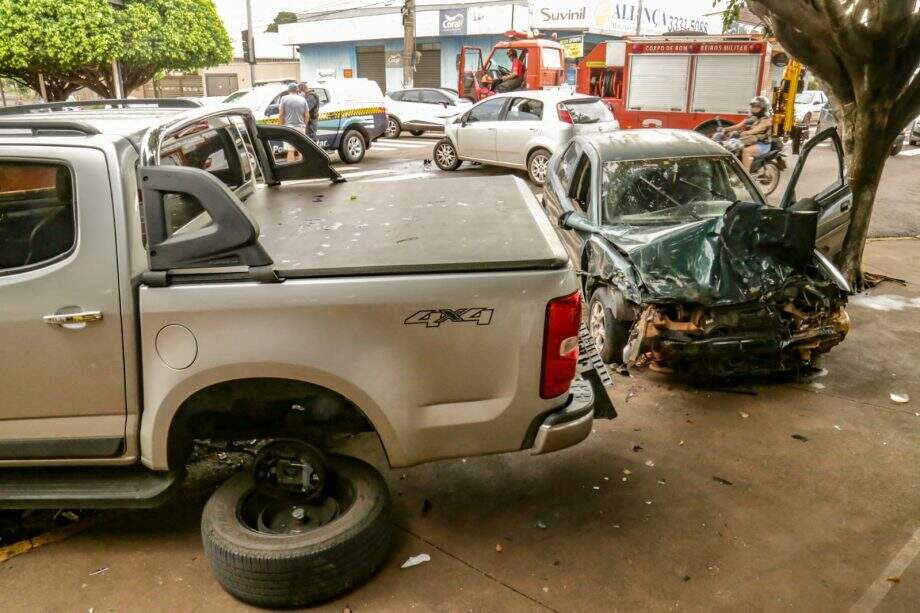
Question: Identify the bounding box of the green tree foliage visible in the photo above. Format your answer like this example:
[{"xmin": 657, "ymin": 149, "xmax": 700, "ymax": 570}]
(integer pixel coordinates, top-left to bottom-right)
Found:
[
  {"xmin": 716, "ymin": 1, "xmax": 920, "ymax": 285},
  {"xmin": 0, "ymin": 0, "xmax": 119, "ymax": 100},
  {"xmin": 266, "ymin": 11, "xmax": 298, "ymax": 33},
  {"xmin": 0, "ymin": 0, "xmax": 232, "ymax": 100}
]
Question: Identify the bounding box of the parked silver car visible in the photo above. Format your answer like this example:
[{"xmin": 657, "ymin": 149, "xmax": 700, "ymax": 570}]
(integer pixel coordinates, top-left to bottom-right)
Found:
[{"xmin": 432, "ymin": 89, "xmax": 619, "ymax": 185}]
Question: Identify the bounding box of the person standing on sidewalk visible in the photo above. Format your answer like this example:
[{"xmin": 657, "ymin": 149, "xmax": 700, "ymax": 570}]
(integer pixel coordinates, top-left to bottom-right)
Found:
[
  {"xmin": 299, "ymin": 82, "xmax": 320, "ymax": 142},
  {"xmin": 279, "ymin": 82, "xmax": 308, "ymax": 162}
]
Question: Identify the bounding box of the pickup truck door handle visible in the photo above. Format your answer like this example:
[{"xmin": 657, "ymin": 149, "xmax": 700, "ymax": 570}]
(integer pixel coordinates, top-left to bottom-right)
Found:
[{"xmin": 43, "ymin": 310, "xmax": 103, "ymax": 327}]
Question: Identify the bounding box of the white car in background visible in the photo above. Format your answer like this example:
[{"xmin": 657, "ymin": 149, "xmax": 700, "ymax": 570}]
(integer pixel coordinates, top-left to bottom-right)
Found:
[
  {"xmin": 432, "ymin": 90, "xmax": 619, "ymax": 185},
  {"xmin": 383, "ymin": 88, "xmax": 471, "ymax": 138},
  {"xmin": 794, "ymin": 90, "xmax": 828, "ymax": 124}
]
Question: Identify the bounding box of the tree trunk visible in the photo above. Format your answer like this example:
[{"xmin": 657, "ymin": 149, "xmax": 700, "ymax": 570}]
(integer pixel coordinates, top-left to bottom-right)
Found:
[{"xmin": 836, "ymin": 104, "xmax": 895, "ymax": 287}]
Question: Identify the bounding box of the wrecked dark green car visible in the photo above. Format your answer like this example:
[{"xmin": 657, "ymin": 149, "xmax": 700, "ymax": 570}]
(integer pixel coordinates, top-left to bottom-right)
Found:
[{"xmin": 543, "ymin": 129, "xmax": 851, "ymax": 378}]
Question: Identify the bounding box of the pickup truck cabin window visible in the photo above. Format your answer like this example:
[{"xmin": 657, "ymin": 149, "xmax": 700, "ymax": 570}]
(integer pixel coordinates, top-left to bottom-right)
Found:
[
  {"xmin": 158, "ymin": 118, "xmax": 247, "ymax": 235},
  {"xmin": 0, "ymin": 161, "xmax": 75, "ymax": 272}
]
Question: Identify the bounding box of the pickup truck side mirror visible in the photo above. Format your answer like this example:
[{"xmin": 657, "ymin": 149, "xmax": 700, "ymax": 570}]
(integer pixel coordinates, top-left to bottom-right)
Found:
[
  {"xmin": 138, "ymin": 166, "xmax": 272, "ymax": 273},
  {"xmin": 265, "ymin": 104, "xmax": 279, "ymax": 117},
  {"xmin": 559, "ymin": 210, "xmax": 600, "ymax": 233}
]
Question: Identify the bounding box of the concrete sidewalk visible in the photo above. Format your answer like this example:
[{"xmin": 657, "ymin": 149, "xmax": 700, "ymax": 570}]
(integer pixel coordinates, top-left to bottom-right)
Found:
[{"xmin": 3, "ymin": 239, "xmax": 920, "ymax": 612}]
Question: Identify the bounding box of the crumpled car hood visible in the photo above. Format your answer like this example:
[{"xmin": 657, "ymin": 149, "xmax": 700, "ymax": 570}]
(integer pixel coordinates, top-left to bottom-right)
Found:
[{"xmin": 600, "ymin": 202, "xmax": 825, "ymax": 306}]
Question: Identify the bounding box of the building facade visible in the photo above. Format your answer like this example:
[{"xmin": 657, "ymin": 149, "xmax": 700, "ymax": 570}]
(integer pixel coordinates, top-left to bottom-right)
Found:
[{"xmin": 279, "ymin": 0, "xmax": 722, "ymax": 93}]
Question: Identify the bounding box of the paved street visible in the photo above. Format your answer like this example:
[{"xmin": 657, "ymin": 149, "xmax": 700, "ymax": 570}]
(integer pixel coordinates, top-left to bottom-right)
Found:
[{"xmin": 2, "ymin": 126, "xmax": 919, "ymax": 609}]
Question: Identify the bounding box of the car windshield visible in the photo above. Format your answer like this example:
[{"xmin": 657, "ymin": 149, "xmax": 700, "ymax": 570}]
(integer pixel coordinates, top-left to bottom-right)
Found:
[
  {"xmin": 224, "ymin": 87, "xmax": 283, "ymax": 112},
  {"xmin": 795, "ymin": 92, "xmax": 816, "ymax": 104},
  {"xmin": 601, "ymin": 156, "xmax": 762, "ymax": 226}
]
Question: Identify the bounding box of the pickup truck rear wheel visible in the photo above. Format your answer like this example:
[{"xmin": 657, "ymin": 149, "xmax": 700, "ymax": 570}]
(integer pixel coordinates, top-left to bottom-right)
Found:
[
  {"xmin": 201, "ymin": 454, "xmax": 392, "ymax": 608},
  {"xmin": 434, "ymin": 139, "xmax": 462, "ymax": 170},
  {"xmin": 339, "ymin": 130, "xmax": 366, "ymax": 164}
]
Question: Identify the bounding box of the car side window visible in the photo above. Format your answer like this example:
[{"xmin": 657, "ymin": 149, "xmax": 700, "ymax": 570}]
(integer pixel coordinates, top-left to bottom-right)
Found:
[
  {"xmin": 467, "ymin": 98, "xmax": 505, "ymax": 123},
  {"xmin": 0, "ymin": 161, "xmax": 75, "ymax": 272},
  {"xmin": 506, "ymin": 98, "xmax": 543, "ymax": 121},
  {"xmin": 389, "ymin": 91, "xmax": 404, "ymax": 101},
  {"xmin": 403, "ymin": 90, "xmax": 421, "ymax": 103},
  {"xmin": 420, "ymin": 90, "xmax": 447, "ymax": 105},
  {"xmin": 556, "ymin": 143, "xmax": 580, "ymax": 190},
  {"xmin": 313, "ymin": 88, "xmax": 329, "ymax": 106},
  {"xmin": 570, "ymin": 155, "xmax": 594, "ymax": 214}
]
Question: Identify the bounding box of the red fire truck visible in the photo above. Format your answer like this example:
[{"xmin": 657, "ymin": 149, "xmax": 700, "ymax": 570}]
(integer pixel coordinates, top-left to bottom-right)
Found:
[
  {"xmin": 458, "ymin": 33, "xmax": 566, "ymax": 102},
  {"xmin": 577, "ymin": 35, "xmax": 779, "ymax": 135}
]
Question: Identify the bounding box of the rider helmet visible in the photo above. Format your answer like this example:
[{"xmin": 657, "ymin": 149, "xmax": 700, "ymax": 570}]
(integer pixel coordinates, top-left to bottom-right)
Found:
[{"xmin": 749, "ymin": 96, "xmax": 771, "ymax": 116}]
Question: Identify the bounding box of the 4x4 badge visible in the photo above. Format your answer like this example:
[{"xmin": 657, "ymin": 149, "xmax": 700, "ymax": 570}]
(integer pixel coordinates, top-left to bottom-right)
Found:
[{"xmin": 404, "ymin": 308, "xmax": 494, "ymax": 328}]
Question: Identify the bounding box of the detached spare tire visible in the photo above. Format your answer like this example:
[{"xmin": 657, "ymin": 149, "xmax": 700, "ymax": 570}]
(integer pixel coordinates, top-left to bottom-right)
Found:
[{"xmin": 201, "ymin": 454, "xmax": 392, "ymax": 608}]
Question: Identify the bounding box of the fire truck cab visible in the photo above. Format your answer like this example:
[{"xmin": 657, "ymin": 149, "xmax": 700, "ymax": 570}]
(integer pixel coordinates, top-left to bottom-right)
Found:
[
  {"xmin": 458, "ymin": 34, "xmax": 566, "ymax": 102},
  {"xmin": 577, "ymin": 35, "xmax": 777, "ymax": 135}
]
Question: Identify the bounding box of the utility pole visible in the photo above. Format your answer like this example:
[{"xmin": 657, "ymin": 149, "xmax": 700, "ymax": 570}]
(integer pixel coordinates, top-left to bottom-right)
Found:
[
  {"xmin": 635, "ymin": 0, "xmax": 644, "ymax": 35},
  {"xmin": 402, "ymin": 0, "xmax": 415, "ymax": 88},
  {"xmin": 245, "ymin": 0, "xmax": 257, "ymax": 88}
]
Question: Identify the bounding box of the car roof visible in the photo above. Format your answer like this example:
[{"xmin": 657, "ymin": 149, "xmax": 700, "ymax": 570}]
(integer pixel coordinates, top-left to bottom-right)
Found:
[
  {"xmin": 0, "ymin": 108, "xmax": 191, "ymax": 144},
  {"xmin": 482, "ymin": 89, "xmax": 595, "ymax": 103},
  {"xmin": 579, "ymin": 129, "xmax": 730, "ymax": 162}
]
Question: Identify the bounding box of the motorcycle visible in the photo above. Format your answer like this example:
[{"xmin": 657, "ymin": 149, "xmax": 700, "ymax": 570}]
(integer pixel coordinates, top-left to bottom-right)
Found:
[{"xmin": 713, "ymin": 130, "xmax": 786, "ymax": 196}]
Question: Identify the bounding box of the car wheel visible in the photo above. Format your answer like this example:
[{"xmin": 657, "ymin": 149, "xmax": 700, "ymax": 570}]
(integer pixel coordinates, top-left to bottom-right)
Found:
[
  {"xmin": 410, "ymin": 130, "xmax": 425, "ymax": 136},
  {"xmin": 384, "ymin": 117, "xmax": 401, "ymax": 139},
  {"xmin": 201, "ymin": 454, "xmax": 392, "ymax": 608},
  {"xmin": 339, "ymin": 130, "xmax": 366, "ymax": 164},
  {"xmin": 589, "ymin": 288, "xmax": 630, "ymax": 365},
  {"xmin": 756, "ymin": 160, "xmax": 782, "ymax": 196},
  {"xmin": 527, "ymin": 148, "xmax": 551, "ymax": 186},
  {"xmin": 433, "ymin": 139, "xmax": 462, "ymax": 170}
]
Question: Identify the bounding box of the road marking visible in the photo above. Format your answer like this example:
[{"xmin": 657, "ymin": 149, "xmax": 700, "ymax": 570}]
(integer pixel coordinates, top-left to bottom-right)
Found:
[
  {"xmin": 850, "ymin": 527, "xmax": 920, "ymax": 612},
  {"xmin": 335, "ymin": 169, "xmax": 392, "ymax": 179},
  {"xmin": 897, "ymin": 147, "xmax": 920, "ymax": 156},
  {"xmin": 333, "ymin": 165, "xmax": 362, "ymax": 172},
  {"xmin": 362, "ymin": 172, "xmax": 433, "ymax": 183},
  {"xmin": 382, "ymin": 138, "xmax": 437, "ymax": 145}
]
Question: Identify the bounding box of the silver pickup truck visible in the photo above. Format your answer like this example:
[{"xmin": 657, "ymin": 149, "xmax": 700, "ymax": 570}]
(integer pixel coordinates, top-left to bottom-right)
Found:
[{"xmin": 0, "ymin": 100, "xmax": 612, "ymax": 606}]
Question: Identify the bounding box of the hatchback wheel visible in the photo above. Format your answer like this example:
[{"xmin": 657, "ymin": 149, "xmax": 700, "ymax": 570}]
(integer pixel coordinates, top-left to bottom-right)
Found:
[
  {"xmin": 339, "ymin": 130, "xmax": 365, "ymax": 164},
  {"xmin": 527, "ymin": 148, "xmax": 551, "ymax": 186},
  {"xmin": 433, "ymin": 139, "xmax": 462, "ymax": 171},
  {"xmin": 384, "ymin": 117, "xmax": 401, "ymax": 139}
]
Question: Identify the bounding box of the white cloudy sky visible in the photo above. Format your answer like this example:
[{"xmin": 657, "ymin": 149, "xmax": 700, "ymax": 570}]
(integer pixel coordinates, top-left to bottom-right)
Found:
[{"xmin": 214, "ymin": 0, "xmax": 728, "ymax": 34}]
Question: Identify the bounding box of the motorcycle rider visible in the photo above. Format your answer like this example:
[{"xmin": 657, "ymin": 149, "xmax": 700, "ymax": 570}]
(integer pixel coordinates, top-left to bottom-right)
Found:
[{"xmin": 716, "ymin": 96, "xmax": 773, "ymax": 171}]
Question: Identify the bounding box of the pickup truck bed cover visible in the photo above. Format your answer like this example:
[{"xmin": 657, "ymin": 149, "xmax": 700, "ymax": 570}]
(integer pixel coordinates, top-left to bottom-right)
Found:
[{"xmin": 245, "ymin": 174, "xmax": 568, "ymax": 278}]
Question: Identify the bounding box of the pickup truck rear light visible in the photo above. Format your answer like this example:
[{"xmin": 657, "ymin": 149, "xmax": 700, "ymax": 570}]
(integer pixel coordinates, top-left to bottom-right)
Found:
[
  {"xmin": 557, "ymin": 104, "xmax": 575, "ymax": 124},
  {"xmin": 540, "ymin": 291, "xmax": 581, "ymax": 399}
]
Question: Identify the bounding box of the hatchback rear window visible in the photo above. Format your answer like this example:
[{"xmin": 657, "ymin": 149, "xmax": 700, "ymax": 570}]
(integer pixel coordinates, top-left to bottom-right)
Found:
[{"xmin": 561, "ymin": 99, "xmax": 615, "ymax": 124}]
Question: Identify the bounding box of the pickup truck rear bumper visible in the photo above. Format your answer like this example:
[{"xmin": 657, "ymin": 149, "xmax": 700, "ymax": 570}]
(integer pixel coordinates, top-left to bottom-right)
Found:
[{"xmin": 531, "ymin": 377, "xmax": 595, "ymax": 455}]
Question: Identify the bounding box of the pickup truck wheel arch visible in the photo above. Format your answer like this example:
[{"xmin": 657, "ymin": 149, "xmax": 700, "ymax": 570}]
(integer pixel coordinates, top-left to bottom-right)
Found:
[{"xmin": 165, "ymin": 378, "xmax": 379, "ymax": 470}]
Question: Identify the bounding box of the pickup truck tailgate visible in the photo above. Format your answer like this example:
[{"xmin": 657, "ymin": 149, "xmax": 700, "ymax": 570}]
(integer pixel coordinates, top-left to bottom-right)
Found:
[{"xmin": 243, "ymin": 175, "xmax": 567, "ymax": 278}]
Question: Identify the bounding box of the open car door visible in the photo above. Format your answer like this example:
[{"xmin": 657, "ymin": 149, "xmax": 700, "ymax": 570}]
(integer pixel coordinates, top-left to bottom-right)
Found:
[
  {"xmin": 458, "ymin": 46, "xmax": 484, "ymax": 101},
  {"xmin": 781, "ymin": 128, "xmax": 852, "ymax": 259}
]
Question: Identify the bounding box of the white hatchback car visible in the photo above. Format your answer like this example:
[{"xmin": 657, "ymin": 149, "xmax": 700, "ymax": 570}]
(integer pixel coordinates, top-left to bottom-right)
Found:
[
  {"xmin": 794, "ymin": 90, "xmax": 828, "ymax": 124},
  {"xmin": 383, "ymin": 88, "xmax": 471, "ymax": 138},
  {"xmin": 432, "ymin": 90, "xmax": 618, "ymax": 185}
]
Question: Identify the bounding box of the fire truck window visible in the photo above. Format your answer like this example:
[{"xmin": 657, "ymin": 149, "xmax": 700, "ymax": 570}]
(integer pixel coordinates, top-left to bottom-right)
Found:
[{"xmin": 541, "ymin": 48, "xmax": 563, "ymax": 70}]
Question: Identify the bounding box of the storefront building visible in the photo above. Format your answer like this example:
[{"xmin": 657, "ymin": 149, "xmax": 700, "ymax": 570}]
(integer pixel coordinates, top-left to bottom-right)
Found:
[{"xmin": 278, "ymin": 0, "xmax": 722, "ymax": 93}]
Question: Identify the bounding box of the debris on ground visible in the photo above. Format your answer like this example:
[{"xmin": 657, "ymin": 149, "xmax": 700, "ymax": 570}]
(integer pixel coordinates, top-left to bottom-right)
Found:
[
  {"xmin": 592, "ymin": 486, "xmax": 601, "ymax": 490},
  {"xmin": 886, "ymin": 576, "xmax": 901, "ymax": 583},
  {"xmin": 349, "ymin": 195, "xmax": 357, "ymax": 201},
  {"xmin": 682, "ymin": 575, "xmax": 691, "ymax": 582},
  {"xmin": 495, "ymin": 543, "xmax": 504, "ymax": 553},
  {"xmin": 644, "ymin": 460, "xmax": 655, "ymax": 467},
  {"xmin": 400, "ymin": 554, "xmax": 431, "ymax": 569},
  {"xmin": 834, "ymin": 425, "xmax": 842, "ymax": 430},
  {"xmin": 657, "ymin": 479, "xmax": 667, "ymax": 486},
  {"xmin": 890, "ymin": 392, "xmax": 910, "ymax": 404},
  {"xmin": 625, "ymin": 388, "xmax": 639, "ymax": 402},
  {"xmin": 536, "ymin": 521, "xmax": 547, "ymax": 529},
  {"xmin": 810, "ymin": 382, "xmax": 826, "ymax": 390},
  {"xmin": 792, "ymin": 434, "xmax": 809, "ymax": 442},
  {"xmin": 89, "ymin": 567, "xmax": 109, "ymax": 576},
  {"xmin": 712, "ymin": 477, "xmax": 733, "ymax": 486},
  {"xmin": 740, "ymin": 411, "xmax": 749, "ymax": 418},
  {"xmin": 632, "ymin": 444, "xmax": 644, "ymax": 452},
  {"xmin": 421, "ymin": 499, "xmax": 432, "ymax": 516},
  {"xmin": 622, "ymin": 469, "xmax": 632, "ymax": 475}
]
